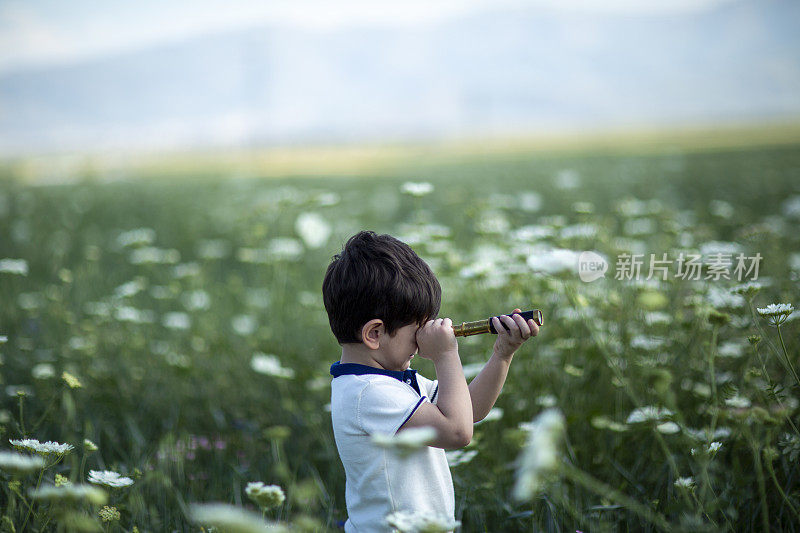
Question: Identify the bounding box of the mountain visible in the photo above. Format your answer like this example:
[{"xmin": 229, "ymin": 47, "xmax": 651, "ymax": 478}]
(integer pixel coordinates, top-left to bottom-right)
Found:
[{"xmin": 1, "ymin": 0, "xmax": 799, "ymax": 156}]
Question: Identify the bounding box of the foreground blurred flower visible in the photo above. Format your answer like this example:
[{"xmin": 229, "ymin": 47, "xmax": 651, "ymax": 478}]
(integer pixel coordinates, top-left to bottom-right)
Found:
[
  {"xmin": 295, "ymin": 212, "xmax": 332, "ymax": 249},
  {"xmin": 245, "ymin": 482, "xmax": 285, "ymax": 509},
  {"xmin": 757, "ymin": 303, "xmax": 794, "ymax": 326},
  {"xmin": 625, "ymin": 406, "xmax": 673, "ymax": 424},
  {"xmin": 190, "ymin": 503, "xmax": 288, "ymax": 533},
  {"xmin": 62, "ymin": 371, "xmax": 82, "ymax": 389},
  {"xmin": 9, "ymin": 439, "xmax": 74, "ymax": 456},
  {"xmin": 88, "ymin": 470, "xmax": 134, "ymax": 488},
  {"xmin": 385, "ymin": 510, "xmax": 460, "ymax": 533},
  {"xmin": 513, "ymin": 408, "xmax": 566, "ymax": 501},
  {"xmin": 0, "ymin": 258, "xmax": 29, "ymax": 275},
  {"xmin": 400, "ymin": 182, "xmax": 434, "ymax": 197},
  {"xmin": 0, "ymin": 450, "xmax": 45, "ymax": 474},
  {"xmin": 251, "ymin": 353, "xmax": 295, "ymax": 379},
  {"xmin": 372, "ymin": 427, "xmax": 437, "ymax": 458},
  {"xmin": 30, "ymin": 484, "xmax": 107, "ymax": 505},
  {"xmin": 445, "ymin": 449, "xmax": 478, "ymax": 467}
]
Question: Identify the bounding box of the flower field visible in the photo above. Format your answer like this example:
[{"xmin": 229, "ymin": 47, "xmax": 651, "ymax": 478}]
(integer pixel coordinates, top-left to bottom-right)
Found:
[{"xmin": 1, "ymin": 143, "xmax": 799, "ymax": 531}]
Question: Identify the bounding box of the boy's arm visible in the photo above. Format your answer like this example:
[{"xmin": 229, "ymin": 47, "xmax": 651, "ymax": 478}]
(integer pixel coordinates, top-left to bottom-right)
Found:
[
  {"xmin": 468, "ymin": 310, "xmax": 539, "ymax": 423},
  {"xmin": 399, "ymin": 318, "xmax": 473, "ymax": 449}
]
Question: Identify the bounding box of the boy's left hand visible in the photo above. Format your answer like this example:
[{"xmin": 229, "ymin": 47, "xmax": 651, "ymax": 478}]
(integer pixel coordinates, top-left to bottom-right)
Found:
[{"xmin": 492, "ymin": 308, "xmax": 540, "ymax": 361}]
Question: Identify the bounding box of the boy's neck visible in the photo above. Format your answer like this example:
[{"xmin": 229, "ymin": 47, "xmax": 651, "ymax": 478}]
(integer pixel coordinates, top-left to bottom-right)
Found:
[{"xmin": 340, "ymin": 344, "xmax": 385, "ymax": 370}]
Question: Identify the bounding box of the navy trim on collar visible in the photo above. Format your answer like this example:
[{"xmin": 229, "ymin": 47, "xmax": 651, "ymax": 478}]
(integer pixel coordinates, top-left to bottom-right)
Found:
[{"xmin": 330, "ymin": 361, "xmax": 421, "ymax": 396}]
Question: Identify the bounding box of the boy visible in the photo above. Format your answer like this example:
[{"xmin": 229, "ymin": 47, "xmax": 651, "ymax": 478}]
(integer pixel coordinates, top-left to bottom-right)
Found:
[{"xmin": 324, "ymin": 231, "xmax": 539, "ymax": 532}]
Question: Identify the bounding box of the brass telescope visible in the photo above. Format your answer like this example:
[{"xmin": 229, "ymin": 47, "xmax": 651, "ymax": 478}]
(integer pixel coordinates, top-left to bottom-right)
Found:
[{"xmin": 452, "ymin": 309, "xmax": 543, "ymax": 337}]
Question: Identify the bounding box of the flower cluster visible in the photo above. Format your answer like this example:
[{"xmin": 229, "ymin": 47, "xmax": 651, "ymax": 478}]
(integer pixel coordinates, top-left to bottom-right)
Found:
[
  {"xmin": 757, "ymin": 303, "xmax": 794, "ymax": 326},
  {"xmin": 245, "ymin": 482, "xmax": 285, "ymax": 509},
  {"xmin": 385, "ymin": 510, "xmax": 460, "ymax": 533},
  {"xmin": 87, "ymin": 470, "xmax": 134, "ymax": 488},
  {"xmin": 9, "ymin": 439, "xmax": 75, "ymax": 456},
  {"xmin": 513, "ymin": 408, "xmax": 566, "ymax": 501},
  {"xmin": 30, "ymin": 484, "xmax": 107, "ymax": 505},
  {"xmin": 0, "ymin": 451, "xmax": 45, "ymax": 474},
  {"xmin": 371, "ymin": 427, "xmax": 437, "ymax": 458}
]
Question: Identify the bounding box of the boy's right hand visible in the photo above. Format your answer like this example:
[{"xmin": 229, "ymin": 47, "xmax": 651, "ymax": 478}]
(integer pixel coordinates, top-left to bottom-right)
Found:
[{"xmin": 416, "ymin": 318, "xmax": 459, "ymax": 362}]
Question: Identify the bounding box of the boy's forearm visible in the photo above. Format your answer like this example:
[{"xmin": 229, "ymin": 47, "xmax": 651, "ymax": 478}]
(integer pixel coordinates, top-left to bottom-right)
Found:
[
  {"xmin": 433, "ymin": 351, "xmax": 473, "ymax": 439},
  {"xmin": 468, "ymin": 351, "xmax": 512, "ymax": 423}
]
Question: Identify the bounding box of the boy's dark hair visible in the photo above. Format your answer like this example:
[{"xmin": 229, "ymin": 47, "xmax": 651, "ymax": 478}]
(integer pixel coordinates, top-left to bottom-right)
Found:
[{"xmin": 322, "ymin": 231, "xmax": 441, "ymax": 344}]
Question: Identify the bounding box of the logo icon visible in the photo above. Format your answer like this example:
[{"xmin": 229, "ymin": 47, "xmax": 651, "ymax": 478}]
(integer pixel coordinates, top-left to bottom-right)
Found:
[{"xmin": 578, "ymin": 251, "xmax": 608, "ymax": 282}]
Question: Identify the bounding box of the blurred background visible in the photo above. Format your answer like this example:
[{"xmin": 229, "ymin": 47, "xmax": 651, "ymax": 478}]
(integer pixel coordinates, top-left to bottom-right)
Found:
[
  {"xmin": 1, "ymin": 0, "xmax": 799, "ymax": 173},
  {"xmin": 2, "ymin": 1, "xmax": 800, "ymax": 531}
]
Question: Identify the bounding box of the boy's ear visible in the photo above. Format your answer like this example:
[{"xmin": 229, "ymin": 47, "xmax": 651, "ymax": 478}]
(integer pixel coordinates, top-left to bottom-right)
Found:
[{"xmin": 360, "ymin": 319, "xmax": 384, "ymax": 350}]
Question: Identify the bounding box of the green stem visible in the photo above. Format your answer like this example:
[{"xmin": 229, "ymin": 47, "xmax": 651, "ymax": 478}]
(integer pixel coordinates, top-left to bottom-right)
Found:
[
  {"xmin": 749, "ymin": 437, "xmax": 770, "ymax": 532},
  {"xmin": 561, "ymin": 462, "xmax": 674, "ymax": 532},
  {"xmin": 763, "ymin": 454, "xmax": 800, "ymax": 523},
  {"xmin": 776, "ymin": 325, "xmax": 800, "ymax": 389},
  {"xmin": 708, "ymin": 326, "xmax": 719, "ymax": 436},
  {"xmin": 20, "ymin": 466, "xmax": 46, "ymax": 531},
  {"xmin": 18, "ymin": 395, "xmax": 26, "ymax": 436},
  {"xmin": 752, "ymin": 344, "xmax": 800, "ymax": 437}
]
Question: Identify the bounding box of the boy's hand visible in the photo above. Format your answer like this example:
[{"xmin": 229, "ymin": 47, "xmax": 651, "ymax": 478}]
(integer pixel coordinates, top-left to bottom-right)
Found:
[
  {"xmin": 492, "ymin": 308, "xmax": 539, "ymax": 361},
  {"xmin": 416, "ymin": 318, "xmax": 459, "ymax": 362}
]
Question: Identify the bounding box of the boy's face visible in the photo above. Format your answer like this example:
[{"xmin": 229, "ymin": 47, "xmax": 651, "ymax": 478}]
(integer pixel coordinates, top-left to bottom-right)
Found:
[{"xmin": 380, "ymin": 322, "xmax": 420, "ymax": 372}]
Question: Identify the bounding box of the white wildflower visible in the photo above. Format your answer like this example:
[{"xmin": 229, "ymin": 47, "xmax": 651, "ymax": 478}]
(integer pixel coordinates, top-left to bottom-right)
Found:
[
  {"xmin": 372, "ymin": 427, "xmax": 437, "ymax": 458},
  {"xmin": 129, "ymin": 247, "xmax": 180, "ymax": 264},
  {"xmin": 400, "ymin": 182, "xmax": 434, "ymax": 197},
  {"xmin": 513, "ymin": 408, "xmax": 566, "ymax": 501},
  {"xmin": 476, "ymin": 408, "xmax": 504, "ymax": 424},
  {"xmin": 30, "ymin": 484, "xmax": 107, "ymax": 505},
  {"xmin": 295, "ymin": 212, "xmax": 332, "ymax": 249},
  {"xmin": 526, "ymin": 247, "xmax": 582, "ymax": 275},
  {"xmin": 87, "ymin": 470, "xmax": 134, "ymax": 488},
  {"xmin": 626, "ymin": 406, "xmax": 673, "ymax": 424},
  {"xmin": 708, "ymin": 442, "xmax": 722, "ymax": 454},
  {"xmin": 197, "ymin": 239, "xmax": 231, "ymax": 259},
  {"xmin": 9, "ymin": 439, "xmax": 74, "ymax": 456},
  {"xmin": 113, "ymin": 306, "xmax": 156, "ymax": 324},
  {"xmin": 113, "ymin": 278, "xmax": 146, "ymax": 298},
  {"xmin": 182, "ymin": 290, "xmax": 211, "ymax": 311},
  {"xmin": 32, "ymin": 363, "xmax": 56, "ymax": 380},
  {"xmin": 536, "ymin": 394, "xmax": 557, "ymax": 408},
  {"xmin": 267, "ymin": 238, "xmax": 303, "ymax": 261},
  {"xmin": 0, "ymin": 451, "xmax": 45, "ymax": 474},
  {"xmin": 385, "ymin": 510, "xmax": 460, "ymax": 533},
  {"xmin": 173, "ymin": 262, "xmax": 201, "ymax": 279},
  {"xmin": 446, "ymin": 449, "xmax": 478, "ymax": 467},
  {"xmin": 232, "ymin": 314, "xmax": 257, "ymax": 335},
  {"xmin": 0, "ymin": 259, "xmax": 28, "ymax": 275},
  {"xmin": 190, "ymin": 503, "xmax": 289, "ymax": 533},
  {"xmin": 245, "ymin": 482, "xmax": 285, "ymax": 509},
  {"xmin": 163, "ymin": 312, "xmax": 191, "ymax": 330},
  {"xmin": 115, "ymin": 228, "xmax": 156, "ymax": 248},
  {"xmin": 724, "ymin": 395, "xmax": 751, "ymax": 409},
  {"xmin": 674, "ymin": 477, "xmax": 696, "ymax": 490},
  {"xmin": 251, "ymin": 353, "xmax": 295, "ymax": 379},
  {"xmin": 657, "ymin": 422, "xmax": 680, "ymax": 434},
  {"xmin": 555, "ymin": 169, "xmax": 580, "ymax": 190},
  {"xmin": 757, "ymin": 303, "xmax": 794, "ymax": 326}
]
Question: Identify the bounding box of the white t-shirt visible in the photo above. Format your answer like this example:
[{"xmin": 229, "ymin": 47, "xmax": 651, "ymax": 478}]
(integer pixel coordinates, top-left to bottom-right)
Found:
[{"xmin": 330, "ymin": 364, "xmax": 454, "ymax": 532}]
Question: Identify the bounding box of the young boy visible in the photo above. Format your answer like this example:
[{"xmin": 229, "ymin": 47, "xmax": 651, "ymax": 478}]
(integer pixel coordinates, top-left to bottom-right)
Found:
[{"xmin": 324, "ymin": 231, "xmax": 539, "ymax": 532}]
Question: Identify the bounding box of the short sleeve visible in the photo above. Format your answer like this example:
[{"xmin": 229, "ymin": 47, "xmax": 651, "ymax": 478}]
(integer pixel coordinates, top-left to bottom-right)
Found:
[
  {"xmin": 416, "ymin": 374, "xmax": 440, "ymax": 406},
  {"xmin": 357, "ymin": 378, "xmax": 429, "ymax": 436}
]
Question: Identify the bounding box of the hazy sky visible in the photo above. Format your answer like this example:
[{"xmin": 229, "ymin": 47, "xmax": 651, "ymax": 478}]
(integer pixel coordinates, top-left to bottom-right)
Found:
[{"xmin": 0, "ymin": 0, "xmax": 734, "ymax": 72}]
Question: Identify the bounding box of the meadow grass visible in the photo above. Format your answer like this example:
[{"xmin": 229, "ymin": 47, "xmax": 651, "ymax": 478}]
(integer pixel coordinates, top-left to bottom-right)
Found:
[{"xmin": 0, "ymin": 139, "xmax": 799, "ymax": 531}]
